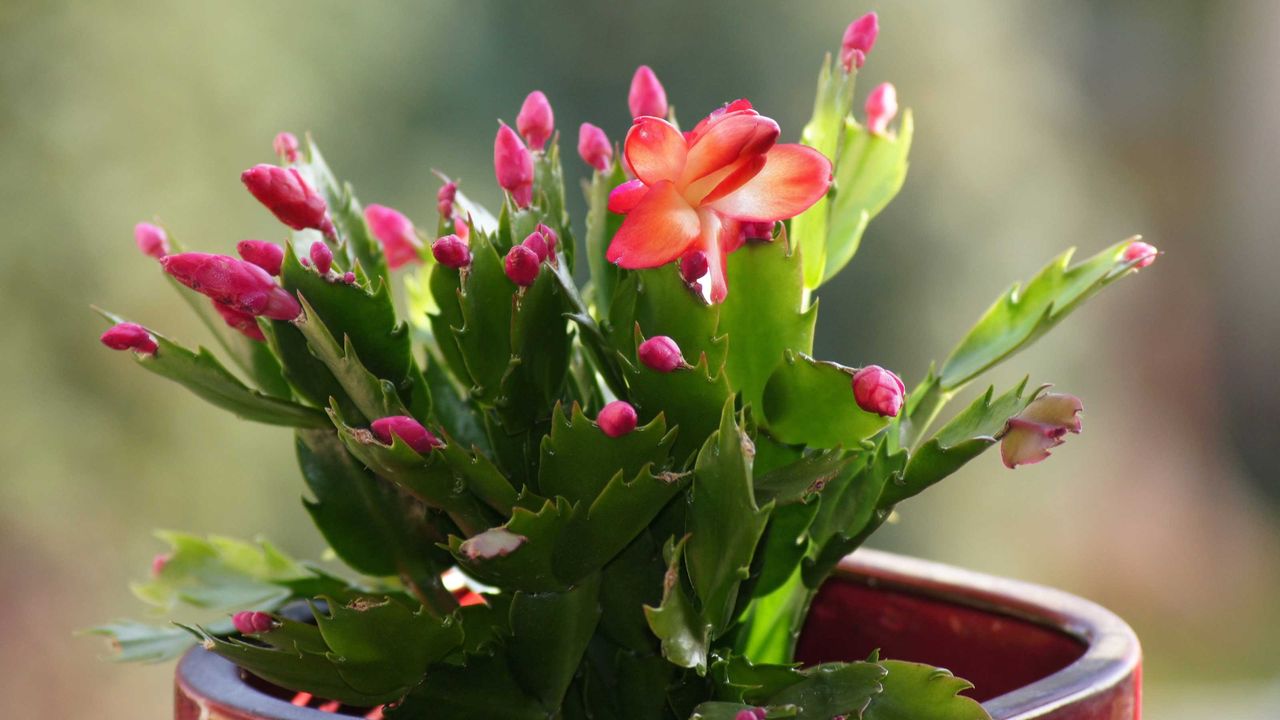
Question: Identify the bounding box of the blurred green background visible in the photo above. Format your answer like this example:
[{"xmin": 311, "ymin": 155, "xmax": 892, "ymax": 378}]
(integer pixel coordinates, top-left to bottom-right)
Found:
[{"xmin": 3, "ymin": 0, "xmax": 1278, "ymax": 716}]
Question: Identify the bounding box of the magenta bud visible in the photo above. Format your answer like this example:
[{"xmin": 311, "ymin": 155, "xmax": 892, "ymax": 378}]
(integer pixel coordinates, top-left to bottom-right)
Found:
[
  {"xmin": 494, "ymin": 123, "xmax": 535, "ymax": 208},
  {"xmin": 521, "ymin": 231, "xmax": 550, "ymax": 262},
  {"xmin": 161, "ymin": 253, "xmax": 302, "ymax": 321},
  {"xmin": 1001, "ymin": 393, "xmax": 1084, "ymax": 468},
  {"xmin": 865, "ymin": 83, "xmax": 899, "ymax": 135},
  {"xmin": 151, "ymin": 553, "xmax": 170, "ymax": 577},
  {"xmin": 577, "ymin": 122, "xmax": 613, "ymax": 172},
  {"xmin": 273, "ymin": 132, "xmax": 299, "ymax": 163},
  {"xmin": 734, "ymin": 711, "xmax": 767, "ymax": 720},
  {"xmin": 240, "ymin": 164, "xmax": 334, "ymax": 235},
  {"xmin": 432, "ymin": 234, "xmax": 471, "ymax": 269},
  {"xmin": 504, "ymin": 244, "xmax": 541, "ymax": 286},
  {"xmin": 628, "ymin": 65, "xmax": 668, "ymax": 119},
  {"xmin": 597, "ymin": 400, "xmax": 638, "ymax": 437},
  {"xmin": 535, "ymin": 223, "xmax": 559, "ymax": 254},
  {"xmin": 851, "ymin": 364, "xmax": 906, "ymax": 418},
  {"xmin": 212, "ymin": 300, "xmax": 266, "ymax": 342},
  {"xmin": 751, "ymin": 710, "xmax": 767, "ymax": 720},
  {"xmin": 453, "ymin": 213, "xmax": 471, "ymax": 241},
  {"xmin": 638, "ymin": 335, "xmax": 687, "ymax": 373},
  {"xmin": 370, "ymin": 416, "xmax": 443, "ymax": 454},
  {"xmin": 740, "ymin": 221, "xmax": 776, "ymax": 243},
  {"xmin": 437, "ymin": 180, "xmax": 458, "ymax": 217},
  {"xmin": 516, "ymin": 90, "xmax": 555, "ymax": 151},
  {"xmin": 134, "ymin": 222, "xmax": 170, "ymax": 259},
  {"xmin": 1122, "ymin": 241, "xmax": 1158, "ymax": 269},
  {"xmin": 235, "ymin": 240, "xmax": 285, "ymax": 276},
  {"xmin": 100, "ymin": 323, "xmax": 158, "ymax": 356},
  {"xmin": 841, "ymin": 12, "xmax": 879, "ymax": 72},
  {"xmin": 310, "ymin": 241, "xmax": 333, "ymax": 275},
  {"xmin": 232, "ymin": 611, "xmax": 275, "ymax": 635},
  {"xmin": 680, "ymin": 250, "xmax": 709, "ymax": 284},
  {"xmin": 342, "ymin": 271, "xmax": 356, "ymax": 285},
  {"xmin": 364, "ymin": 204, "xmax": 422, "ymax": 270}
]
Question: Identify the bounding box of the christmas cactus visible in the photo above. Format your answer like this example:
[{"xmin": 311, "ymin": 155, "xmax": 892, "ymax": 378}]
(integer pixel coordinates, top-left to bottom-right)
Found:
[{"xmin": 91, "ymin": 12, "xmax": 1157, "ymax": 720}]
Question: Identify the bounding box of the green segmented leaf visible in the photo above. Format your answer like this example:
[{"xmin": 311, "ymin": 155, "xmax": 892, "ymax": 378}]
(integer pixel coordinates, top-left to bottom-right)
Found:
[
  {"xmin": 550, "ymin": 259, "xmax": 629, "ymax": 399},
  {"xmin": 762, "ymin": 352, "xmax": 889, "ymax": 448},
  {"xmin": 423, "ymin": 350, "xmax": 489, "ymax": 452},
  {"xmin": 453, "ymin": 233, "xmax": 517, "ymax": 404},
  {"xmin": 584, "ymin": 161, "xmax": 629, "ymax": 316},
  {"xmin": 709, "ymin": 652, "xmax": 808, "ymax": 705},
  {"xmin": 804, "ymin": 440, "xmax": 906, "ymax": 587},
  {"xmin": 300, "ymin": 136, "xmax": 389, "ymax": 283},
  {"xmin": 509, "ymin": 572, "xmax": 601, "ymax": 710},
  {"xmin": 754, "ymin": 449, "xmax": 857, "ymax": 506},
  {"xmin": 389, "ymin": 652, "xmax": 546, "ymax": 720},
  {"xmin": 863, "ymin": 660, "xmax": 990, "ymax": 720},
  {"xmin": 84, "ymin": 620, "xmax": 210, "ymax": 664},
  {"xmin": 427, "ymin": 259, "xmax": 472, "ymax": 386},
  {"xmin": 626, "ymin": 263, "xmax": 726, "ymax": 371},
  {"xmin": 498, "ymin": 264, "xmax": 572, "ymax": 431},
  {"xmin": 130, "ymin": 532, "xmax": 309, "ymax": 611},
  {"xmin": 292, "ymin": 296, "xmax": 409, "ymax": 422},
  {"xmin": 263, "ymin": 317, "xmax": 356, "ymax": 421},
  {"xmin": 537, "ymin": 402, "xmax": 676, "ymax": 504},
  {"xmin": 688, "ymin": 702, "xmax": 767, "ymax": 720},
  {"xmin": 765, "ymin": 662, "xmax": 888, "ymax": 720},
  {"xmin": 449, "ymin": 494, "xmax": 571, "ymax": 593},
  {"xmin": 644, "ymin": 537, "xmax": 712, "ymax": 672}
]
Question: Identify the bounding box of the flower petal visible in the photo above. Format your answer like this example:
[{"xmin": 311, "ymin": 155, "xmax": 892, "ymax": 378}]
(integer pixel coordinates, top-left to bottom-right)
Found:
[
  {"xmin": 686, "ymin": 99, "xmax": 755, "ymax": 145},
  {"xmin": 707, "ymin": 144, "xmax": 832, "ymax": 222},
  {"xmin": 681, "ymin": 111, "xmax": 778, "ymax": 187},
  {"xmin": 608, "ymin": 179, "xmax": 648, "ymax": 214},
  {"xmin": 623, "ymin": 117, "xmax": 687, "ymax": 186},
  {"xmin": 606, "ymin": 180, "xmax": 701, "ymax": 268},
  {"xmin": 1018, "ymin": 393, "xmax": 1084, "ymax": 433}
]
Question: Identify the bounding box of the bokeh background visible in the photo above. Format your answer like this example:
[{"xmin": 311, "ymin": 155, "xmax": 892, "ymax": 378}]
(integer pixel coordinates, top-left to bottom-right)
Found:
[{"xmin": 2, "ymin": 0, "xmax": 1278, "ymax": 717}]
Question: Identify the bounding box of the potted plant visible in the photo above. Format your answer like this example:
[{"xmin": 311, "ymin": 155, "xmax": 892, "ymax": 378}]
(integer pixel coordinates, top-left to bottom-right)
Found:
[{"xmin": 91, "ymin": 11, "xmax": 1155, "ymax": 719}]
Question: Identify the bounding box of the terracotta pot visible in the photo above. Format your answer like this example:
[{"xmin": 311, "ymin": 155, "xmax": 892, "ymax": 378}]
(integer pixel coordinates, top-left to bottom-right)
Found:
[{"xmin": 175, "ymin": 549, "xmax": 1141, "ymax": 719}]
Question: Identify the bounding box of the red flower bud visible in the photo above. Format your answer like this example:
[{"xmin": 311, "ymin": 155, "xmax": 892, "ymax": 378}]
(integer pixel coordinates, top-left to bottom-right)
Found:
[
  {"xmin": 342, "ymin": 271, "xmax": 356, "ymax": 285},
  {"xmin": 370, "ymin": 415, "xmax": 443, "ymax": 454},
  {"xmin": 494, "ymin": 123, "xmax": 535, "ymax": 208},
  {"xmin": 309, "ymin": 241, "xmax": 333, "ymax": 275},
  {"xmin": 133, "ymin": 222, "xmax": 169, "ymax": 259},
  {"xmin": 536, "ymin": 223, "xmax": 558, "ymax": 255},
  {"xmin": 628, "ymin": 65, "xmax": 668, "ymax": 119},
  {"xmin": 100, "ymin": 323, "xmax": 158, "ymax": 356},
  {"xmin": 865, "ymin": 83, "xmax": 898, "ymax": 135},
  {"xmin": 521, "ymin": 230, "xmax": 549, "ymax": 262},
  {"xmin": 273, "ymin": 132, "xmax": 299, "ymax": 163},
  {"xmin": 638, "ymin": 335, "xmax": 687, "ymax": 373},
  {"xmin": 432, "ymin": 234, "xmax": 471, "ymax": 269},
  {"xmin": 161, "ymin": 253, "xmax": 302, "ymax": 321},
  {"xmin": 577, "ymin": 122, "xmax": 613, "ymax": 172},
  {"xmin": 364, "ymin": 204, "xmax": 422, "ymax": 270},
  {"xmin": 240, "ymin": 164, "xmax": 334, "ymax": 235},
  {"xmin": 851, "ymin": 364, "xmax": 905, "ymax": 418},
  {"xmin": 841, "ymin": 12, "xmax": 879, "ymax": 72},
  {"xmin": 597, "ymin": 400, "xmax": 638, "ymax": 438},
  {"xmin": 680, "ymin": 250, "xmax": 709, "ymax": 284},
  {"xmin": 504, "ymin": 244, "xmax": 541, "ymax": 286},
  {"xmin": 1122, "ymin": 241, "xmax": 1158, "ymax": 269},
  {"xmin": 236, "ymin": 240, "xmax": 284, "ymax": 276},
  {"xmin": 1000, "ymin": 393, "xmax": 1084, "ymax": 468},
  {"xmin": 516, "ymin": 90, "xmax": 555, "ymax": 151},
  {"xmin": 151, "ymin": 553, "xmax": 170, "ymax": 577},
  {"xmin": 231, "ymin": 611, "xmax": 275, "ymax": 635},
  {"xmin": 212, "ymin": 300, "xmax": 266, "ymax": 341},
  {"xmin": 437, "ymin": 180, "xmax": 458, "ymax": 217}
]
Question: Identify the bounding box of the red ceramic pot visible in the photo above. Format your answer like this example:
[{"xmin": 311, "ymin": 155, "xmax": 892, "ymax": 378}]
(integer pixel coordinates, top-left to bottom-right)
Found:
[{"xmin": 175, "ymin": 549, "xmax": 1141, "ymax": 719}]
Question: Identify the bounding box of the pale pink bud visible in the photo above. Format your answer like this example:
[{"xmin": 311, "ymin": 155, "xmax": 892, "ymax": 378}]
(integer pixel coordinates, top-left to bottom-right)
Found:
[
  {"xmin": 841, "ymin": 12, "xmax": 879, "ymax": 72},
  {"xmin": 432, "ymin": 235, "xmax": 471, "ymax": 269},
  {"xmin": 100, "ymin": 323, "xmax": 158, "ymax": 356},
  {"xmin": 536, "ymin": 223, "xmax": 558, "ymax": 255},
  {"xmin": 212, "ymin": 300, "xmax": 266, "ymax": 341},
  {"xmin": 364, "ymin": 204, "xmax": 422, "ymax": 270},
  {"xmin": 370, "ymin": 415, "xmax": 443, "ymax": 454},
  {"xmin": 851, "ymin": 364, "xmax": 905, "ymax": 417},
  {"xmin": 151, "ymin": 553, "xmax": 170, "ymax": 577},
  {"xmin": 504, "ymin": 244, "xmax": 541, "ymax": 286},
  {"xmin": 680, "ymin": 250, "xmax": 709, "ymax": 284},
  {"xmin": 231, "ymin": 611, "xmax": 275, "ymax": 635},
  {"xmin": 578, "ymin": 122, "xmax": 613, "ymax": 172},
  {"xmin": 240, "ymin": 164, "xmax": 334, "ymax": 235},
  {"xmin": 629, "ymin": 65, "xmax": 668, "ymax": 119},
  {"xmin": 1000, "ymin": 393, "xmax": 1083, "ymax": 469},
  {"xmin": 638, "ymin": 336, "xmax": 687, "ymax": 373},
  {"xmin": 133, "ymin": 222, "xmax": 170, "ymax": 259},
  {"xmin": 494, "ymin": 123, "xmax": 535, "ymax": 208},
  {"xmin": 865, "ymin": 83, "xmax": 898, "ymax": 135},
  {"xmin": 273, "ymin": 132, "xmax": 299, "ymax": 163},
  {"xmin": 236, "ymin": 240, "xmax": 284, "ymax": 276},
  {"xmin": 437, "ymin": 181, "xmax": 458, "ymax": 217},
  {"xmin": 522, "ymin": 231, "xmax": 549, "ymax": 262},
  {"xmin": 597, "ymin": 400, "xmax": 638, "ymax": 438},
  {"xmin": 608, "ymin": 178, "xmax": 648, "ymax": 214},
  {"xmin": 161, "ymin": 253, "xmax": 302, "ymax": 321},
  {"xmin": 310, "ymin": 241, "xmax": 333, "ymax": 275},
  {"xmin": 342, "ymin": 271, "xmax": 356, "ymax": 285},
  {"xmin": 516, "ymin": 90, "xmax": 555, "ymax": 151},
  {"xmin": 1122, "ymin": 241, "xmax": 1158, "ymax": 269},
  {"xmin": 458, "ymin": 527, "xmax": 526, "ymax": 560}
]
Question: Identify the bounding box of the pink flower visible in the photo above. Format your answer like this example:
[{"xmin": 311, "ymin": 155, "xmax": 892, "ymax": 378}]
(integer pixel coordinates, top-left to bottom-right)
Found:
[
  {"xmin": 628, "ymin": 65, "xmax": 668, "ymax": 119},
  {"xmin": 865, "ymin": 82, "xmax": 898, "ymax": 135},
  {"xmin": 841, "ymin": 12, "xmax": 879, "ymax": 72},
  {"xmin": 231, "ymin": 611, "xmax": 275, "ymax": 635},
  {"xmin": 211, "ymin": 300, "xmax": 266, "ymax": 341},
  {"xmin": 851, "ymin": 364, "xmax": 905, "ymax": 417},
  {"xmin": 161, "ymin": 253, "xmax": 302, "ymax": 321},
  {"xmin": 364, "ymin": 204, "xmax": 423, "ymax": 270},
  {"xmin": 273, "ymin": 132, "xmax": 300, "ymax": 163},
  {"xmin": 437, "ymin": 180, "xmax": 458, "ymax": 217},
  {"xmin": 521, "ymin": 230, "xmax": 550, "ymax": 262},
  {"xmin": 605, "ymin": 100, "xmax": 832, "ymax": 302},
  {"xmin": 494, "ymin": 123, "xmax": 535, "ymax": 208},
  {"xmin": 1000, "ymin": 393, "xmax": 1083, "ymax": 469},
  {"xmin": 679, "ymin": 250, "xmax": 709, "ymax": 284},
  {"xmin": 578, "ymin": 123, "xmax": 613, "ymax": 172},
  {"xmin": 1122, "ymin": 241, "xmax": 1158, "ymax": 269},
  {"xmin": 516, "ymin": 90, "xmax": 555, "ymax": 151},
  {"xmin": 133, "ymin": 222, "xmax": 169, "ymax": 259},
  {"xmin": 597, "ymin": 400, "xmax": 638, "ymax": 437},
  {"xmin": 370, "ymin": 416, "xmax": 443, "ymax": 454},
  {"xmin": 504, "ymin": 244, "xmax": 541, "ymax": 287},
  {"xmin": 432, "ymin": 234, "xmax": 471, "ymax": 269},
  {"xmin": 100, "ymin": 323, "xmax": 158, "ymax": 356},
  {"xmin": 240, "ymin": 164, "xmax": 334, "ymax": 235},
  {"xmin": 638, "ymin": 335, "xmax": 688, "ymax": 373},
  {"xmin": 236, "ymin": 240, "xmax": 284, "ymax": 276},
  {"xmin": 309, "ymin": 241, "xmax": 333, "ymax": 275}
]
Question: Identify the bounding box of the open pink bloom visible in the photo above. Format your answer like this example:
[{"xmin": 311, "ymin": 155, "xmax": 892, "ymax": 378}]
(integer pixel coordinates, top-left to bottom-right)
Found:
[
  {"xmin": 605, "ymin": 100, "xmax": 831, "ymax": 302},
  {"xmin": 273, "ymin": 132, "xmax": 299, "ymax": 163},
  {"xmin": 841, "ymin": 12, "xmax": 879, "ymax": 72},
  {"xmin": 629, "ymin": 65, "xmax": 668, "ymax": 119},
  {"xmin": 211, "ymin": 300, "xmax": 266, "ymax": 341},
  {"xmin": 1000, "ymin": 393, "xmax": 1084, "ymax": 469},
  {"xmin": 370, "ymin": 416, "xmax": 443, "ymax": 454},
  {"xmin": 516, "ymin": 90, "xmax": 555, "ymax": 151},
  {"xmin": 240, "ymin": 164, "xmax": 334, "ymax": 235},
  {"xmin": 364, "ymin": 204, "xmax": 423, "ymax": 270},
  {"xmin": 100, "ymin": 323, "xmax": 158, "ymax": 356},
  {"xmin": 134, "ymin": 222, "xmax": 169, "ymax": 259},
  {"xmin": 236, "ymin": 240, "xmax": 284, "ymax": 276},
  {"xmin": 494, "ymin": 123, "xmax": 535, "ymax": 208},
  {"xmin": 161, "ymin": 253, "xmax": 302, "ymax": 321},
  {"xmin": 1122, "ymin": 241, "xmax": 1158, "ymax": 269},
  {"xmin": 578, "ymin": 122, "xmax": 613, "ymax": 172},
  {"xmin": 865, "ymin": 83, "xmax": 898, "ymax": 135}
]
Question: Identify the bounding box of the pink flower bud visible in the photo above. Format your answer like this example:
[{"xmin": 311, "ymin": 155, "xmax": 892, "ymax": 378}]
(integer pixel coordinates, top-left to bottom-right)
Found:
[
  {"xmin": 432, "ymin": 234, "xmax": 471, "ymax": 269},
  {"xmin": 437, "ymin": 180, "xmax": 458, "ymax": 217},
  {"xmin": 516, "ymin": 90, "xmax": 555, "ymax": 151},
  {"xmin": 1122, "ymin": 241, "xmax": 1158, "ymax": 269},
  {"xmin": 733, "ymin": 711, "xmax": 768, "ymax": 720},
  {"xmin": 680, "ymin": 250, "xmax": 709, "ymax": 284},
  {"xmin": 236, "ymin": 240, "xmax": 284, "ymax": 276},
  {"xmin": 453, "ymin": 213, "xmax": 471, "ymax": 241},
  {"xmin": 751, "ymin": 709, "xmax": 767, "ymax": 720},
  {"xmin": 231, "ymin": 611, "xmax": 275, "ymax": 635},
  {"xmin": 629, "ymin": 65, "xmax": 668, "ymax": 119},
  {"xmin": 494, "ymin": 123, "xmax": 535, "ymax": 208},
  {"xmin": 504, "ymin": 244, "xmax": 541, "ymax": 286},
  {"xmin": 733, "ymin": 712, "xmax": 755, "ymax": 720},
  {"xmin": 310, "ymin": 241, "xmax": 333, "ymax": 275},
  {"xmin": 841, "ymin": 12, "xmax": 879, "ymax": 72},
  {"xmin": 342, "ymin": 271, "xmax": 356, "ymax": 285},
  {"xmin": 100, "ymin": 323, "xmax": 158, "ymax": 356},
  {"xmin": 578, "ymin": 122, "xmax": 613, "ymax": 172},
  {"xmin": 865, "ymin": 83, "xmax": 898, "ymax": 135},
  {"xmin": 608, "ymin": 179, "xmax": 648, "ymax": 214},
  {"xmin": 536, "ymin": 223, "xmax": 559, "ymax": 255},
  {"xmin": 273, "ymin": 132, "xmax": 299, "ymax": 163},
  {"xmin": 133, "ymin": 222, "xmax": 170, "ymax": 259},
  {"xmin": 364, "ymin": 204, "xmax": 422, "ymax": 270},
  {"xmin": 851, "ymin": 364, "xmax": 905, "ymax": 417},
  {"xmin": 240, "ymin": 164, "xmax": 334, "ymax": 235},
  {"xmin": 597, "ymin": 400, "xmax": 638, "ymax": 438},
  {"xmin": 212, "ymin": 300, "xmax": 266, "ymax": 341},
  {"xmin": 370, "ymin": 415, "xmax": 443, "ymax": 454},
  {"xmin": 151, "ymin": 553, "xmax": 170, "ymax": 577},
  {"xmin": 522, "ymin": 230, "xmax": 550, "ymax": 262},
  {"xmin": 638, "ymin": 335, "xmax": 687, "ymax": 373},
  {"xmin": 161, "ymin": 253, "xmax": 302, "ymax": 321},
  {"xmin": 999, "ymin": 393, "xmax": 1083, "ymax": 469},
  {"xmin": 740, "ymin": 221, "xmax": 776, "ymax": 243}
]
